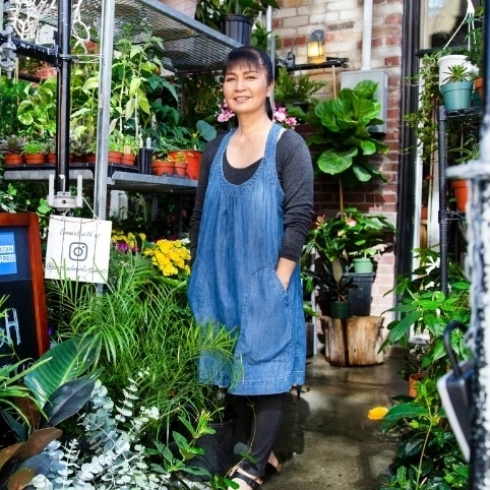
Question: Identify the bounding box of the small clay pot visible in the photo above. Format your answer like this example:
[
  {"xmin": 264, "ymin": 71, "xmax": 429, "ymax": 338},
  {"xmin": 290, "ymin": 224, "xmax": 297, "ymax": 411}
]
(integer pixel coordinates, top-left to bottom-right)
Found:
[
  {"xmin": 108, "ymin": 151, "xmax": 123, "ymax": 164},
  {"xmin": 47, "ymin": 153, "xmax": 56, "ymax": 164},
  {"xmin": 152, "ymin": 160, "xmax": 175, "ymax": 176},
  {"xmin": 121, "ymin": 153, "xmax": 136, "ymax": 166},
  {"xmin": 25, "ymin": 153, "xmax": 46, "ymax": 165},
  {"xmin": 174, "ymin": 161, "xmax": 187, "ymax": 177},
  {"xmin": 3, "ymin": 153, "xmax": 23, "ymax": 166}
]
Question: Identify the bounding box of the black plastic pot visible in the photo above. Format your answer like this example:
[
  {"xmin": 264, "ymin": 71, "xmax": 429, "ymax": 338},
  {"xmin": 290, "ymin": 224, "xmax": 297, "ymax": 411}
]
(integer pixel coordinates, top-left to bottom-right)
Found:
[
  {"xmin": 187, "ymin": 419, "xmax": 236, "ymax": 480},
  {"xmin": 220, "ymin": 14, "xmax": 253, "ymax": 45},
  {"xmin": 343, "ymin": 272, "xmax": 374, "ymax": 317},
  {"xmin": 329, "ymin": 301, "xmax": 351, "ymax": 319}
]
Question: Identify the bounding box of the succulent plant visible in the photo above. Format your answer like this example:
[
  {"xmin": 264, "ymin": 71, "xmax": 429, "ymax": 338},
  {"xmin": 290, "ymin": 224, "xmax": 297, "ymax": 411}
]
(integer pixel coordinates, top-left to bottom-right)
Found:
[
  {"xmin": 44, "ymin": 139, "xmax": 56, "ymax": 154},
  {"xmin": 0, "ymin": 135, "xmax": 28, "ymax": 154}
]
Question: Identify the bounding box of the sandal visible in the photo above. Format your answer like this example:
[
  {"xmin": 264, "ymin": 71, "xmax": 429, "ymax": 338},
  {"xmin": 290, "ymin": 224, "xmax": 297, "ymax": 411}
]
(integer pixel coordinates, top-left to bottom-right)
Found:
[
  {"xmin": 264, "ymin": 461, "xmax": 282, "ymax": 477},
  {"xmin": 229, "ymin": 470, "xmax": 262, "ymax": 490}
]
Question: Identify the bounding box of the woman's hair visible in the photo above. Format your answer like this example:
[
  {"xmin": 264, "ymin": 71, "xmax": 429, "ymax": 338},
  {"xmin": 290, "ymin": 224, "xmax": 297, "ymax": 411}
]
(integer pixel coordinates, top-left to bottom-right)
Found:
[{"xmin": 222, "ymin": 46, "xmax": 274, "ymax": 120}]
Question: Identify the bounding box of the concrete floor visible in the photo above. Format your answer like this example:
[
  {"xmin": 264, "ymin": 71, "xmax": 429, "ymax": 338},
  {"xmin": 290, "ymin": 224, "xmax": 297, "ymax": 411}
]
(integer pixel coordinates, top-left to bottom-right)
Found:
[{"xmin": 263, "ymin": 348, "xmax": 407, "ymax": 490}]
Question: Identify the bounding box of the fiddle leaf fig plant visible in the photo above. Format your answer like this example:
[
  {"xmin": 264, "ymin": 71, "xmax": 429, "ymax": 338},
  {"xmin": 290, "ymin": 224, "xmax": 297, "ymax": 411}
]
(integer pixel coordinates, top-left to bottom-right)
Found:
[{"xmin": 302, "ymin": 80, "xmax": 388, "ymax": 213}]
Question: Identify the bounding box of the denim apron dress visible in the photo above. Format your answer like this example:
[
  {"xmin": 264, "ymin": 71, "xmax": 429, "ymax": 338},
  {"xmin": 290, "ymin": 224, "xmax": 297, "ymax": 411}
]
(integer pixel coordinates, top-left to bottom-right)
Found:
[{"xmin": 187, "ymin": 123, "xmax": 306, "ymax": 395}]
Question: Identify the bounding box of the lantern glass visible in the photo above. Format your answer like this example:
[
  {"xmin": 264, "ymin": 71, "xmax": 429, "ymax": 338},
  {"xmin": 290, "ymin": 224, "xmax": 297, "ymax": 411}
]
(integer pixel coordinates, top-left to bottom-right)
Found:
[{"xmin": 307, "ymin": 29, "xmax": 325, "ymax": 60}]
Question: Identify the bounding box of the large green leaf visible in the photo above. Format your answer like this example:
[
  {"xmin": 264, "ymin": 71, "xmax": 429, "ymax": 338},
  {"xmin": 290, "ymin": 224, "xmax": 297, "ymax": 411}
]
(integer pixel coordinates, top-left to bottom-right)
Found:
[
  {"xmin": 24, "ymin": 337, "xmax": 96, "ymax": 407},
  {"xmin": 317, "ymin": 148, "xmax": 357, "ymax": 175},
  {"xmin": 351, "ymin": 164, "xmax": 372, "ymax": 182},
  {"xmin": 43, "ymin": 378, "xmax": 95, "ymax": 427},
  {"xmin": 382, "ymin": 403, "xmax": 430, "ymax": 423},
  {"xmin": 387, "ymin": 310, "xmax": 421, "ymax": 344},
  {"xmin": 315, "ymin": 102, "xmax": 339, "ymax": 132},
  {"xmin": 360, "ymin": 139, "xmax": 377, "ymax": 155},
  {"xmin": 197, "ymin": 120, "xmax": 217, "ymax": 142}
]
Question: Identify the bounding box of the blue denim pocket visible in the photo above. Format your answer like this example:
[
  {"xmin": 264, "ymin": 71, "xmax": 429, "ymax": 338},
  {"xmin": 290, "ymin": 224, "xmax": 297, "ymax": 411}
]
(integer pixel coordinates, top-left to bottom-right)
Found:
[{"xmin": 238, "ymin": 265, "xmax": 293, "ymax": 363}]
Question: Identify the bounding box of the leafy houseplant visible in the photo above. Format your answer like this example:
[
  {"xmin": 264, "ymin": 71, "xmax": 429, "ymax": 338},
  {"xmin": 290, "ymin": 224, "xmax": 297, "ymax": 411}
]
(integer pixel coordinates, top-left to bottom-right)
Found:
[
  {"xmin": 341, "ymin": 207, "xmax": 395, "ymax": 273},
  {"xmin": 0, "ymin": 135, "xmax": 27, "ymax": 165},
  {"xmin": 376, "ymin": 247, "xmax": 470, "ymax": 490},
  {"xmin": 275, "ymin": 67, "xmax": 325, "ymax": 113},
  {"xmin": 303, "ymin": 80, "xmax": 388, "ymax": 213},
  {"xmin": 23, "ymin": 140, "xmax": 46, "ymax": 165},
  {"xmin": 303, "ymin": 259, "xmax": 354, "ymax": 319},
  {"xmin": 440, "ymin": 64, "xmax": 473, "ymax": 111}
]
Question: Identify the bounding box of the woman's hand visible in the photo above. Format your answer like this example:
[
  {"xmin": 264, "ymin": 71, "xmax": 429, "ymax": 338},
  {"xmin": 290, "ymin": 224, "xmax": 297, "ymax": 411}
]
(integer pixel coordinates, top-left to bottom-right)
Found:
[{"xmin": 275, "ymin": 257, "xmax": 296, "ymax": 291}]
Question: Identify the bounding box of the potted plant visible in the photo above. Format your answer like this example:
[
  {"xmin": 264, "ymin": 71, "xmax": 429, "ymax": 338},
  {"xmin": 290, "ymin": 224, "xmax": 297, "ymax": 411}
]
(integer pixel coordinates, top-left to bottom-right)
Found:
[
  {"xmin": 275, "ymin": 67, "xmax": 325, "ymax": 114},
  {"xmin": 301, "ymin": 80, "xmax": 388, "ymax": 213},
  {"xmin": 23, "ymin": 140, "xmax": 46, "ymax": 165},
  {"xmin": 463, "ymin": 6, "xmax": 484, "ymax": 99},
  {"xmin": 440, "ymin": 64, "xmax": 474, "ymax": 111},
  {"xmin": 44, "ymin": 139, "xmax": 56, "ymax": 164},
  {"xmin": 304, "ymin": 259, "xmax": 354, "ymax": 319},
  {"xmin": 173, "ymin": 151, "xmax": 188, "ymax": 177},
  {"xmin": 168, "ymin": 120, "xmax": 217, "ymax": 180},
  {"xmin": 152, "ymin": 147, "xmax": 175, "ymax": 176},
  {"xmin": 342, "ymin": 207, "xmax": 395, "ymax": 274},
  {"xmin": 121, "ymin": 134, "xmax": 140, "ymax": 166},
  {"xmin": 0, "ymin": 135, "xmax": 27, "ymax": 166},
  {"xmin": 448, "ymin": 136, "xmax": 479, "ymax": 212},
  {"xmin": 108, "ymin": 132, "xmax": 124, "ymax": 164},
  {"xmin": 218, "ymin": 0, "xmax": 279, "ymax": 45}
]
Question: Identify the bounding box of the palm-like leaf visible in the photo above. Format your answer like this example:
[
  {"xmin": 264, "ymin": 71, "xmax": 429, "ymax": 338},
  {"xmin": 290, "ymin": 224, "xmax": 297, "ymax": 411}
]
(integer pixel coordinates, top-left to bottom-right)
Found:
[{"xmin": 24, "ymin": 337, "xmax": 96, "ymax": 407}]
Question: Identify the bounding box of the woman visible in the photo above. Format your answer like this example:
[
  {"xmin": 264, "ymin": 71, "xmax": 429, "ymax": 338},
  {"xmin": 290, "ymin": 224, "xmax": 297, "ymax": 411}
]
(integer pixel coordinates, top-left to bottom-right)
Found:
[{"xmin": 188, "ymin": 46, "xmax": 313, "ymax": 490}]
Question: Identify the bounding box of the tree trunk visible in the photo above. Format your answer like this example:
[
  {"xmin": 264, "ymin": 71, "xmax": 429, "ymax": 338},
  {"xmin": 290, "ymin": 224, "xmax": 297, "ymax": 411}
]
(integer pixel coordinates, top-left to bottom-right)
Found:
[{"xmin": 321, "ymin": 315, "xmax": 384, "ymax": 367}]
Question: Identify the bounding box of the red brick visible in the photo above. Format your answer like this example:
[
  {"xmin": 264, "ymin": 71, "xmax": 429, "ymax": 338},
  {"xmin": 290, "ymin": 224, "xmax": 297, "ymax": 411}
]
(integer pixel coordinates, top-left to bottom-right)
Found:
[{"xmin": 385, "ymin": 56, "xmax": 401, "ymax": 66}]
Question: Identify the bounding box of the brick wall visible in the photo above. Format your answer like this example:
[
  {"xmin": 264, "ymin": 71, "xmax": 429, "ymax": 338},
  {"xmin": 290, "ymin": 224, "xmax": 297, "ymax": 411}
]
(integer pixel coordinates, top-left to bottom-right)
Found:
[{"xmin": 274, "ymin": 0, "xmax": 403, "ymax": 318}]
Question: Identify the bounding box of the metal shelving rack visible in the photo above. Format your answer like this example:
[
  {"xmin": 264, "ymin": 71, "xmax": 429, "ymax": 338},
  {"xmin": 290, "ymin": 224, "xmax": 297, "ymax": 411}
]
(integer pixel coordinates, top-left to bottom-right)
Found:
[
  {"xmin": 1, "ymin": 0, "xmax": 240, "ymax": 212},
  {"xmin": 437, "ymin": 105, "xmax": 482, "ymax": 294}
]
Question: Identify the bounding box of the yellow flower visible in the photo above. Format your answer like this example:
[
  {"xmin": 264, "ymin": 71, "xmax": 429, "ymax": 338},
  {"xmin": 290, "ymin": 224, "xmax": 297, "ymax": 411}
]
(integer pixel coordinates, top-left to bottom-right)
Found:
[
  {"xmin": 368, "ymin": 407, "xmax": 389, "ymax": 420},
  {"xmin": 139, "ymin": 233, "xmax": 147, "ymax": 241}
]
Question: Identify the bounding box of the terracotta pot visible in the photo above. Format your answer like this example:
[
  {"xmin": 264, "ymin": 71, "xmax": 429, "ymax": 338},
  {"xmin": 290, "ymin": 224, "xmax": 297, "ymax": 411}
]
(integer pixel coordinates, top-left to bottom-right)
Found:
[
  {"xmin": 420, "ymin": 206, "xmax": 428, "ymax": 220},
  {"xmin": 24, "ymin": 153, "xmax": 46, "ymax": 165},
  {"xmin": 174, "ymin": 161, "xmax": 187, "ymax": 177},
  {"xmin": 475, "ymin": 77, "xmax": 484, "ymax": 100},
  {"xmin": 152, "ymin": 160, "xmax": 175, "ymax": 176},
  {"xmin": 408, "ymin": 372, "xmax": 426, "ymax": 398},
  {"xmin": 121, "ymin": 153, "xmax": 136, "ymax": 166},
  {"xmin": 86, "ymin": 153, "xmax": 96, "ymax": 165},
  {"xmin": 108, "ymin": 151, "xmax": 123, "ymax": 164},
  {"xmin": 47, "ymin": 153, "xmax": 56, "ymax": 164},
  {"xmin": 169, "ymin": 150, "xmax": 202, "ymax": 180},
  {"xmin": 3, "ymin": 153, "xmax": 23, "ymax": 166},
  {"xmin": 451, "ymin": 179, "xmax": 468, "ymax": 212}
]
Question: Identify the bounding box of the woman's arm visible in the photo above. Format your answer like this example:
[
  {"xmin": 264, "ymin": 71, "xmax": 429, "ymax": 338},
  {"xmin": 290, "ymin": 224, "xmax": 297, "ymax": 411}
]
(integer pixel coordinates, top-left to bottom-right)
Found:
[{"xmin": 275, "ymin": 130, "xmax": 314, "ymax": 285}]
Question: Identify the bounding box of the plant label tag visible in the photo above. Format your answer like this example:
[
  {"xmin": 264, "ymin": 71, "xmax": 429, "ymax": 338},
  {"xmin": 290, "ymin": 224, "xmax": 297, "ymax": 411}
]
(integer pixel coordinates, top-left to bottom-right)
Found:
[{"xmin": 45, "ymin": 216, "xmax": 112, "ymax": 284}]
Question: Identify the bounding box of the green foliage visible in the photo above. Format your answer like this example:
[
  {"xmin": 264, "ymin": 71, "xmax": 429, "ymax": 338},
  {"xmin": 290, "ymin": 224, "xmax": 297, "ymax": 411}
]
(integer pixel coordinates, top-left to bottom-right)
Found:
[
  {"xmin": 17, "ymin": 77, "xmax": 58, "ymax": 138},
  {"xmin": 300, "ymin": 80, "xmax": 388, "ymax": 211},
  {"xmin": 378, "ymin": 248, "xmax": 470, "ymax": 490},
  {"xmin": 463, "ymin": 6, "xmax": 484, "ymax": 77},
  {"xmin": 250, "ymin": 21, "xmax": 280, "ymax": 51},
  {"xmin": 303, "ymin": 258, "xmax": 354, "ymax": 303},
  {"xmin": 0, "ymin": 76, "xmax": 29, "ymax": 137},
  {"xmin": 274, "ymin": 67, "xmax": 325, "ymax": 107},
  {"xmin": 51, "ymin": 251, "xmax": 237, "ymax": 434},
  {"xmin": 302, "ymin": 207, "xmax": 394, "ymax": 266},
  {"xmin": 24, "ymin": 337, "xmax": 96, "ymax": 408},
  {"xmin": 23, "ymin": 141, "xmax": 46, "ymax": 155},
  {"xmin": 404, "ymin": 52, "xmax": 443, "ymax": 166},
  {"xmin": 0, "ymin": 135, "xmax": 27, "ymax": 154},
  {"xmin": 442, "ymin": 64, "xmax": 472, "ymax": 84}
]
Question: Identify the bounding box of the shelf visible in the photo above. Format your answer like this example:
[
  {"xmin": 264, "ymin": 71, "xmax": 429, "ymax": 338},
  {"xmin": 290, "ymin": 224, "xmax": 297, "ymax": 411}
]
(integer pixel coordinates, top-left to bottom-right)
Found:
[
  {"xmin": 37, "ymin": 0, "xmax": 241, "ymax": 73},
  {"xmin": 108, "ymin": 171, "xmax": 197, "ymax": 194},
  {"xmin": 3, "ymin": 168, "xmax": 198, "ymax": 195}
]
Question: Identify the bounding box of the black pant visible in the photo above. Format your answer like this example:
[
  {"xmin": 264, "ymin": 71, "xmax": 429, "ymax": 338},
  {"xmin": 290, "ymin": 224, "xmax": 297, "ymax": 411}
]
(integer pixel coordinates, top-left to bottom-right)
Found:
[{"xmin": 228, "ymin": 393, "xmax": 287, "ymax": 477}]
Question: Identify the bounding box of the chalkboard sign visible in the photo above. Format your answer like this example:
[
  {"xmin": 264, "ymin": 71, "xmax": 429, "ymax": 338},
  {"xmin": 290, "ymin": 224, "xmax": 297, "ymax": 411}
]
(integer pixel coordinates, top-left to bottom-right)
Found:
[{"xmin": 0, "ymin": 213, "xmax": 49, "ymax": 362}]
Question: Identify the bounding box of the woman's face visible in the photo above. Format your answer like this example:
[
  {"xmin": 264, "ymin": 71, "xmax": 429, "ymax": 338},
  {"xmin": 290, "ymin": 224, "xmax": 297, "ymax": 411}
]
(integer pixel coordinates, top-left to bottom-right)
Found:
[{"xmin": 223, "ymin": 62, "xmax": 272, "ymax": 118}]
